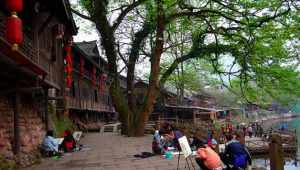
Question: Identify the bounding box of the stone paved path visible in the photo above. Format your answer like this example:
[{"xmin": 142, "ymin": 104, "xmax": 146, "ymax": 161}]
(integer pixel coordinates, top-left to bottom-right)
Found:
[{"xmin": 24, "ymin": 133, "xmax": 198, "ymax": 170}]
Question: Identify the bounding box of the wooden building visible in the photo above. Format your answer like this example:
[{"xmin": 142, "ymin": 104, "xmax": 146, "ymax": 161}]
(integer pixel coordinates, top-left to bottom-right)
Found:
[
  {"xmin": 154, "ymin": 105, "xmax": 223, "ymax": 123},
  {"xmin": 67, "ymin": 41, "xmax": 117, "ymax": 131},
  {"xmin": 0, "ymin": 0, "xmax": 76, "ymax": 166},
  {"xmin": 133, "ymin": 80, "xmax": 229, "ymax": 123}
]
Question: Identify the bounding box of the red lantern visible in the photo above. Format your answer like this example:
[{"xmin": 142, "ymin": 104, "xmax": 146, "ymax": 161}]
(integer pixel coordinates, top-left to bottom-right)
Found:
[
  {"xmin": 65, "ymin": 55, "xmax": 72, "ymax": 64},
  {"xmin": 65, "ymin": 64, "xmax": 72, "ymax": 74},
  {"xmin": 64, "ymin": 45, "xmax": 72, "ymax": 53},
  {"xmin": 6, "ymin": 0, "xmax": 23, "ymax": 14},
  {"xmin": 66, "ymin": 76, "xmax": 72, "ymax": 88},
  {"xmin": 6, "ymin": 15, "xmax": 23, "ymax": 50}
]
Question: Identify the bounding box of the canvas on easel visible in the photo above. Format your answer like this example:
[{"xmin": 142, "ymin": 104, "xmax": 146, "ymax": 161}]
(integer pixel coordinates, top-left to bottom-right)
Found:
[
  {"xmin": 178, "ymin": 136, "xmax": 192, "ymax": 158},
  {"xmin": 177, "ymin": 136, "xmax": 195, "ymax": 170}
]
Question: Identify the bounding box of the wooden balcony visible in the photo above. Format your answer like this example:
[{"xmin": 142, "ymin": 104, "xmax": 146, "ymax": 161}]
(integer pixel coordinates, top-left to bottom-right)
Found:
[
  {"xmin": 68, "ymin": 96, "xmax": 115, "ymax": 113},
  {"xmin": 0, "ymin": 20, "xmax": 61, "ymax": 88}
]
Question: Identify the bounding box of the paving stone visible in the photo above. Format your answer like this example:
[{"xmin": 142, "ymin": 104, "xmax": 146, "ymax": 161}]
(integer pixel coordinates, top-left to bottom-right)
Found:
[{"xmin": 22, "ymin": 133, "xmax": 196, "ymax": 170}]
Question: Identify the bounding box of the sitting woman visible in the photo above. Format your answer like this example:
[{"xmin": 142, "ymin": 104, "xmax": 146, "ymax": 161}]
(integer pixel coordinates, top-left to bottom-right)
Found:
[
  {"xmin": 160, "ymin": 127, "xmax": 183, "ymax": 151},
  {"xmin": 152, "ymin": 130, "xmax": 167, "ymax": 154},
  {"xmin": 60, "ymin": 130, "xmax": 76, "ymax": 152},
  {"xmin": 41, "ymin": 130, "xmax": 60, "ymax": 156}
]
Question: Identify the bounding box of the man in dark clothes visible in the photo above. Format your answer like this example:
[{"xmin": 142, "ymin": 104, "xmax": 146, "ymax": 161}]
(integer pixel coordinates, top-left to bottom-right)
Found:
[{"xmin": 221, "ymin": 134, "xmax": 251, "ymax": 170}]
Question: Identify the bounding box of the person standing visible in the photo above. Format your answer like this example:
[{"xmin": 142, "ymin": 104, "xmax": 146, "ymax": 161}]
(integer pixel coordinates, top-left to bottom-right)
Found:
[
  {"xmin": 221, "ymin": 134, "xmax": 252, "ymax": 170},
  {"xmin": 247, "ymin": 126, "xmax": 253, "ymax": 138}
]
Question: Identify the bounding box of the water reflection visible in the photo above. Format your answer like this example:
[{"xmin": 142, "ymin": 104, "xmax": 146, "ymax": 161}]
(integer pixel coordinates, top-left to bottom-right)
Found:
[{"xmin": 253, "ymin": 118, "xmax": 300, "ymax": 169}]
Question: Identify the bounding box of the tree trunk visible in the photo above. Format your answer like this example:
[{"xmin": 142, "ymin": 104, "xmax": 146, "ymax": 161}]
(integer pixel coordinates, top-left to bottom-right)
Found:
[
  {"xmin": 127, "ymin": 22, "xmax": 154, "ymax": 113},
  {"xmin": 92, "ymin": 0, "xmax": 165, "ymax": 136},
  {"xmin": 134, "ymin": 0, "xmax": 165, "ymax": 136}
]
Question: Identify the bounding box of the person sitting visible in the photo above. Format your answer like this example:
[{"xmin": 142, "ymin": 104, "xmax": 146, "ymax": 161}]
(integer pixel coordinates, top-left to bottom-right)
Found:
[
  {"xmin": 221, "ymin": 134, "xmax": 251, "ymax": 170},
  {"xmin": 60, "ymin": 130, "xmax": 76, "ymax": 152},
  {"xmin": 195, "ymin": 141, "xmax": 223, "ymax": 170},
  {"xmin": 160, "ymin": 126, "xmax": 183, "ymax": 150},
  {"xmin": 152, "ymin": 130, "xmax": 167, "ymax": 154},
  {"xmin": 41, "ymin": 130, "xmax": 60, "ymax": 156},
  {"xmin": 206, "ymin": 132, "xmax": 218, "ymax": 151}
]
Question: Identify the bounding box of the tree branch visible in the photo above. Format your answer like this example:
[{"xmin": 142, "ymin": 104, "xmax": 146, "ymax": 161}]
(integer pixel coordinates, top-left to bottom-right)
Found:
[
  {"xmin": 168, "ymin": 9, "xmax": 246, "ymax": 25},
  {"xmin": 112, "ymin": 0, "xmax": 146, "ymax": 31},
  {"xmin": 116, "ymin": 43, "xmax": 128, "ymax": 66},
  {"xmin": 71, "ymin": 8, "xmax": 93, "ymax": 22},
  {"xmin": 159, "ymin": 43, "xmax": 240, "ymax": 86}
]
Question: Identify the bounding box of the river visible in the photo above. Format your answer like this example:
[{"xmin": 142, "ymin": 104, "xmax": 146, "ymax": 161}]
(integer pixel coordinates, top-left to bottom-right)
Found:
[{"xmin": 252, "ymin": 118, "xmax": 300, "ymax": 170}]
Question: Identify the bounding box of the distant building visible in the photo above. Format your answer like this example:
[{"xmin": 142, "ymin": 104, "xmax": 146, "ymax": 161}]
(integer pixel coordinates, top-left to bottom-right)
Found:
[
  {"xmin": 67, "ymin": 41, "xmax": 117, "ymax": 131},
  {"xmin": 133, "ymin": 80, "xmax": 224, "ymax": 122}
]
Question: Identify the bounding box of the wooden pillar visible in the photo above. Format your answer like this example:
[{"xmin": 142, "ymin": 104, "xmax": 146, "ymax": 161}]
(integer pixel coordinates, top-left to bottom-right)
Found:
[
  {"xmin": 13, "ymin": 91, "xmax": 20, "ymax": 155},
  {"xmin": 193, "ymin": 111, "xmax": 196, "ymax": 124},
  {"xmin": 269, "ymin": 134, "xmax": 284, "ymax": 170},
  {"xmin": 78, "ymin": 80, "xmax": 82, "ymax": 108},
  {"xmin": 44, "ymin": 88, "xmax": 49, "ymax": 131}
]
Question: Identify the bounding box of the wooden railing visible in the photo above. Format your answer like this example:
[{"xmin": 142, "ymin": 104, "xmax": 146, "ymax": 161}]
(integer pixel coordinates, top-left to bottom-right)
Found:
[
  {"xmin": 0, "ymin": 21, "xmax": 38, "ymax": 65},
  {"xmin": 0, "ymin": 19, "xmax": 61, "ymax": 87},
  {"xmin": 68, "ymin": 96, "xmax": 115, "ymax": 112}
]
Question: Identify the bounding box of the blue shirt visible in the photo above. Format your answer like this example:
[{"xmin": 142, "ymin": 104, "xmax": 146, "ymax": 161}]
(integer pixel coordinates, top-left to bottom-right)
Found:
[
  {"xmin": 42, "ymin": 136, "xmax": 59, "ymax": 152},
  {"xmin": 225, "ymin": 140, "xmax": 252, "ymax": 166}
]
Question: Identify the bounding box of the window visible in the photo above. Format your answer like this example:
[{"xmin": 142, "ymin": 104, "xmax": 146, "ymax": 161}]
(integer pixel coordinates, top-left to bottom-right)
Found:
[{"xmin": 94, "ymin": 90, "xmax": 98, "ymax": 103}]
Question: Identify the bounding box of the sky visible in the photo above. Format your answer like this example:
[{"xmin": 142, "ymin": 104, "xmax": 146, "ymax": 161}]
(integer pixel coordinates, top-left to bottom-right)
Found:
[{"xmin": 70, "ymin": 0, "xmax": 98, "ymax": 42}]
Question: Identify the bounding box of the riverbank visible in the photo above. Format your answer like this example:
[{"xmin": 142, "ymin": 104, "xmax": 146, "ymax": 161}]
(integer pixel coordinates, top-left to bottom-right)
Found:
[
  {"xmin": 259, "ymin": 113, "xmax": 300, "ymax": 122},
  {"xmin": 253, "ymin": 118, "xmax": 300, "ymax": 170}
]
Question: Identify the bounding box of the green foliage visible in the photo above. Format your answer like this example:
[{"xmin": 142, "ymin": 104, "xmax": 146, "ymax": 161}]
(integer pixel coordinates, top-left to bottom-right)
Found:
[
  {"xmin": 75, "ymin": 0, "xmax": 300, "ymax": 135},
  {"xmin": 79, "ymin": 0, "xmax": 93, "ymax": 12},
  {"xmin": 49, "ymin": 104, "xmax": 76, "ymax": 137},
  {"xmin": 52, "ymin": 115, "xmax": 76, "ymax": 137}
]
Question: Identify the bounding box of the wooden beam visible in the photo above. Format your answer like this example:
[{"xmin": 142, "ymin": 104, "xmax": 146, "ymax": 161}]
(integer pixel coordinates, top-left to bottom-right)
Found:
[
  {"xmin": 0, "ymin": 87, "xmax": 43, "ymax": 95},
  {"xmin": 48, "ymin": 96, "xmax": 64, "ymax": 100},
  {"xmin": 44, "ymin": 88, "xmax": 49, "ymax": 131},
  {"xmin": 38, "ymin": 14, "xmax": 54, "ymax": 36},
  {"xmin": 13, "ymin": 90, "xmax": 20, "ymax": 155}
]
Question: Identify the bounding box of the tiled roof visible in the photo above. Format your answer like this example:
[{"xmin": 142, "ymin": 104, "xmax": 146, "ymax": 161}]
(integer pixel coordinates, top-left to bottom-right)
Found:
[{"xmin": 76, "ymin": 40, "xmax": 99, "ymax": 57}]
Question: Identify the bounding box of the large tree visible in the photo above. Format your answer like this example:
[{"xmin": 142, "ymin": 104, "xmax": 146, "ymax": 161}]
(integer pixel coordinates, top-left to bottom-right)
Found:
[{"xmin": 72, "ymin": 0, "xmax": 300, "ymax": 136}]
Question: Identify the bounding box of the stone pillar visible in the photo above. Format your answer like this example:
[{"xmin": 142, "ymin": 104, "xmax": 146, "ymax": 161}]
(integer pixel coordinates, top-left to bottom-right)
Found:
[{"xmin": 269, "ymin": 134, "xmax": 284, "ymax": 170}]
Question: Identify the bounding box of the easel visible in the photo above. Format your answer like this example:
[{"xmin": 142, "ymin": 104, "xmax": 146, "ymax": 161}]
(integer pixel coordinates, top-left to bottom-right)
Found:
[
  {"xmin": 176, "ymin": 151, "xmax": 195, "ymax": 170},
  {"xmin": 176, "ymin": 136, "xmax": 196, "ymax": 170}
]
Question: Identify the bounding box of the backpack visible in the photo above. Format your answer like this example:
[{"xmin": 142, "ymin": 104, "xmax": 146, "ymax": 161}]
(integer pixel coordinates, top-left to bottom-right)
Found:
[{"xmin": 233, "ymin": 154, "xmax": 247, "ymax": 168}]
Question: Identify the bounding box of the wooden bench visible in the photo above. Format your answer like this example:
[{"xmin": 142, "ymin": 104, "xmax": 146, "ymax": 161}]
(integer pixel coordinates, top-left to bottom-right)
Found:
[{"xmin": 100, "ymin": 122, "xmax": 121, "ymax": 134}]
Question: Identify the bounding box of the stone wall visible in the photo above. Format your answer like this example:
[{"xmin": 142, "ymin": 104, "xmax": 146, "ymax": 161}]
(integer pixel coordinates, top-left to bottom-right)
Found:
[{"xmin": 0, "ymin": 95, "xmax": 45, "ymax": 167}]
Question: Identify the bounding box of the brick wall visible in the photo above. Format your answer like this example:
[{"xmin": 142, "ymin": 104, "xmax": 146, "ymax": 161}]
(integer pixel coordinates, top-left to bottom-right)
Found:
[{"xmin": 0, "ymin": 96, "xmax": 45, "ymax": 167}]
